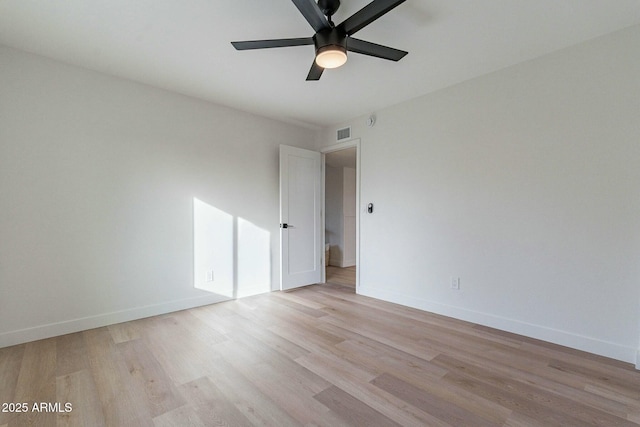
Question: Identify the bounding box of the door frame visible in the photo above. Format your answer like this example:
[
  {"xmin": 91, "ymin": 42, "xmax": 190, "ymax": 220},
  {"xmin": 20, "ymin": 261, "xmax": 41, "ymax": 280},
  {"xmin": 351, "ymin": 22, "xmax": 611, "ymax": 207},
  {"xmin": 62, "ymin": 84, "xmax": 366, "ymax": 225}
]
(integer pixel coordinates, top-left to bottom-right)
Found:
[{"xmin": 321, "ymin": 139, "xmax": 361, "ymax": 291}]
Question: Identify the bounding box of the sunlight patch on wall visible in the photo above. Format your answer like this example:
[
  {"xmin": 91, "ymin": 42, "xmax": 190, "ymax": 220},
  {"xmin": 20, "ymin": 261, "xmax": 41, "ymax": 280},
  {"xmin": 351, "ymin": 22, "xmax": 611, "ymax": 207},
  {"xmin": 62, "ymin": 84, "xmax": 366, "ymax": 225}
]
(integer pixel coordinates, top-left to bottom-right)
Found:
[
  {"xmin": 193, "ymin": 198, "xmax": 234, "ymax": 298},
  {"xmin": 193, "ymin": 198, "xmax": 272, "ymax": 299},
  {"xmin": 237, "ymin": 217, "xmax": 271, "ymax": 298}
]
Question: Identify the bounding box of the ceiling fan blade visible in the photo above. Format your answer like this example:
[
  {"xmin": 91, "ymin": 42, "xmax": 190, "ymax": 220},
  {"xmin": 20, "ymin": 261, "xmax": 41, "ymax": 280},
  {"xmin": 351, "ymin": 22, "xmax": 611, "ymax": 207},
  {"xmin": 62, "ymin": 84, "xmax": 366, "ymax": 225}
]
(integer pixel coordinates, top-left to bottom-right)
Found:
[
  {"xmin": 306, "ymin": 60, "xmax": 324, "ymax": 81},
  {"xmin": 337, "ymin": 0, "xmax": 406, "ymax": 36},
  {"xmin": 292, "ymin": 0, "xmax": 330, "ymax": 33},
  {"xmin": 231, "ymin": 38, "xmax": 314, "ymax": 50},
  {"xmin": 347, "ymin": 37, "xmax": 407, "ymax": 61}
]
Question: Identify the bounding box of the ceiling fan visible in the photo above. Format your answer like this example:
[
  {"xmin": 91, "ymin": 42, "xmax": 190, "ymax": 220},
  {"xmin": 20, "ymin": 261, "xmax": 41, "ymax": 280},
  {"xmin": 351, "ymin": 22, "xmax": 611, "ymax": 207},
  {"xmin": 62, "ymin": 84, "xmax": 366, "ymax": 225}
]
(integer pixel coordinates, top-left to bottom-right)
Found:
[{"xmin": 231, "ymin": 0, "xmax": 408, "ymax": 81}]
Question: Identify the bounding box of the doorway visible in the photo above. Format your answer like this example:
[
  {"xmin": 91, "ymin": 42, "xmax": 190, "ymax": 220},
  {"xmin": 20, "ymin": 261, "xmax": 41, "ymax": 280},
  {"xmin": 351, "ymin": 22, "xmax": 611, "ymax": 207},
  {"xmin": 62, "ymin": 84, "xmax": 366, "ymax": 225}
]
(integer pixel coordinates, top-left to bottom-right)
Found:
[{"xmin": 322, "ymin": 140, "xmax": 360, "ymax": 291}]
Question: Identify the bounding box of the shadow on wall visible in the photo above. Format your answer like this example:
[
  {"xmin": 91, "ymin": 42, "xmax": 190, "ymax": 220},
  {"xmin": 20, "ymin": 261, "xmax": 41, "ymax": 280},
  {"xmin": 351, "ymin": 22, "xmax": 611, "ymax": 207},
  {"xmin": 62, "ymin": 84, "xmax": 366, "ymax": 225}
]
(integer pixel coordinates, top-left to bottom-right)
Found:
[{"xmin": 193, "ymin": 198, "xmax": 271, "ymax": 299}]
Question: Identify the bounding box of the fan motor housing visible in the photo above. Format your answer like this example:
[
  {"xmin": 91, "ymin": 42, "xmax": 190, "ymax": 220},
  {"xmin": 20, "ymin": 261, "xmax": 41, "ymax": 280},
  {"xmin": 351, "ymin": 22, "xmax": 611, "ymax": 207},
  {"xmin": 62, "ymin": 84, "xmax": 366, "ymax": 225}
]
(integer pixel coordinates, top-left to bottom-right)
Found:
[
  {"xmin": 317, "ymin": 0, "xmax": 341, "ymax": 17},
  {"xmin": 313, "ymin": 28, "xmax": 347, "ymax": 53}
]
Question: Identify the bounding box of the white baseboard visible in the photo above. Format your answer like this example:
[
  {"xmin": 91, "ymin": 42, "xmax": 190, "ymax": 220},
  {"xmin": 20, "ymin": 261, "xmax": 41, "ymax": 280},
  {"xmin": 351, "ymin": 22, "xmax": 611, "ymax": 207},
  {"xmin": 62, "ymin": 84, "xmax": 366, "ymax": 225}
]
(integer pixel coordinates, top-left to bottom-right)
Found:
[
  {"xmin": 328, "ymin": 259, "xmax": 356, "ymax": 268},
  {"xmin": 0, "ymin": 293, "xmax": 231, "ymax": 349},
  {"xmin": 358, "ymin": 285, "xmax": 636, "ymax": 365}
]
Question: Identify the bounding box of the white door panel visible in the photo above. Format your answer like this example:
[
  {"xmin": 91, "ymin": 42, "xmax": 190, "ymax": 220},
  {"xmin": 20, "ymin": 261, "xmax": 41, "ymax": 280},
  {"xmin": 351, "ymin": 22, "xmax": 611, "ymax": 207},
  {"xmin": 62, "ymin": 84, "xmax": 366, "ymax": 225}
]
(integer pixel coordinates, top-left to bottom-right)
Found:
[{"xmin": 280, "ymin": 145, "xmax": 322, "ymax": 290}]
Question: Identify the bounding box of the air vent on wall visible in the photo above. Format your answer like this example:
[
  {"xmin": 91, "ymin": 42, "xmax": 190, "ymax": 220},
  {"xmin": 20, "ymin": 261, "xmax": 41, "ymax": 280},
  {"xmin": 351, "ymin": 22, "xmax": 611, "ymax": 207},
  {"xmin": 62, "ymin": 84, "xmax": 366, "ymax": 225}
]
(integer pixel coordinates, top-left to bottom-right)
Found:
[{"xmin": 337, "ymin": 126, "xmax": 351, "ymax": 141}]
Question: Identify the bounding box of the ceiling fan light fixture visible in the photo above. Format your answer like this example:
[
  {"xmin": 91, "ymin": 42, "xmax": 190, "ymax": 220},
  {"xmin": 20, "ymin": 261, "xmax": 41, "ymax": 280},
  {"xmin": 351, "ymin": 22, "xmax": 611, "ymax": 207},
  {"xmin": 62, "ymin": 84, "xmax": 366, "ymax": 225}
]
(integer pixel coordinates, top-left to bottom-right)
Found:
[
  {"xmin": 231, "ymin": 0, "xmax": 408, "ymax": 80},
  {"xmin": 315, "ymin": 45, "xmax": 347, "ymax": 69}
]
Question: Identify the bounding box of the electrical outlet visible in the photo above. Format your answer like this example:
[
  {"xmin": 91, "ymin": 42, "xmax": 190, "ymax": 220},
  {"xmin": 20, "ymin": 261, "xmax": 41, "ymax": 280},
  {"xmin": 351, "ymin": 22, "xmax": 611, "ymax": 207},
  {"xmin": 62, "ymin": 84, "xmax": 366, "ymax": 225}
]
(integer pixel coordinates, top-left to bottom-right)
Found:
[
  {"xmin": 206, "ymin": 270, "xmax": 214, "ymax": 282},
  {"xmin": 450, "ymin": 277, "xmax": 460, "ymax": 290}
]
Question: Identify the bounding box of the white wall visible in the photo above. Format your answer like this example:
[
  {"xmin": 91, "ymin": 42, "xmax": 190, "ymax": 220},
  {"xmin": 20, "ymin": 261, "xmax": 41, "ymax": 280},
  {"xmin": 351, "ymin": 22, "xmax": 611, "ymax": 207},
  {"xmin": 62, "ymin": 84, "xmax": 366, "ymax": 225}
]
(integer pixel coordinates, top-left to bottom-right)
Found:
[
  {"xmin": 321, "ymin": 25, "xmax": 640, "ymax": 363},
  {"xmin": 342, "ymin": 167, "xmax": 356, "ymax": 267},
  {"xmin": 325, "ymin": 165, "xmax": 344, "ymax": 266},
  {"xmin": 0, "ymin": 46, "xmax": 317, "ymax": 347}
]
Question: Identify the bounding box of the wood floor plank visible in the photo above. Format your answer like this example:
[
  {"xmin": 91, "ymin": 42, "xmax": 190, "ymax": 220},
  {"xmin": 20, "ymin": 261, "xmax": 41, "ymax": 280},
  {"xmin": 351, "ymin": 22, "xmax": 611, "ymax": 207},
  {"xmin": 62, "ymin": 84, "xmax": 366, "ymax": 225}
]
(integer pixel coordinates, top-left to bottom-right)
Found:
[
  {"xmin": 318, "ymin": 308, "xmax": 442, "ymax": 360},
  {"xmin": 139, "ymin": 315, "xmax": 222, "ymax": 385},
  {"xmin": 318, "ymin": 324, "xmax": 512, "ymax": 425},
  {"xmin": 186, "ymin": 304, "xmax": 237, "ymax": 336},
  {"xmin": 252, "ymin": 297, "xmax": 334, "ymax": 331},
  {"xmin": 268, "ymin": 292, "xmax": 330, "ymax": 318},
  {"xmin": 56, "ymin": 369, "xmax": 105, "ymax": 427},
  {"xmin": 152, "ymin": 405, "xmax": 205, "ymax": 427},
  {"xmin": 211, "ymin": 298, "xmax": 280, "ymax": 330},
  {"xmin": 268, "ymin": 322, "xmax": 345, "ymax": 355},
  {"xmin": 504, "ymin": 410, "xmax": 557, "ymax": 427},
  {"xmin": 434, "ymin": 353, "xmax": 637, "ymax": 427},
  {"xmin": 392, "ymin": 371, "xmax": 513, "ymax": 424},
  {"xmin": 12, "ymin": 338, "xmax": 57, "ymax": 427},
  {"xmin": 83, "ymin": 327, "xmax": 154, "ymax": 427},
  {"xmin": 117, "ymin": 338, "xmax": 185, "ymax": 418},
  {"xmin": 548, "ymin": 358, "xmax": 640, "ymax": 400},
  {"xmin": 334, "ymin": 336, "xmax": 448, "ymax": 384},
  {"xmin": 271, "ymin": 288, "xmax": 326, "ymax": 310},
  {"xmin": 178, "ymin": 376, "xmax": 253, "ymax": 427},
  {"xmin": 435, "ymin": 341, "xmax": 634, "ymax": 420},
  {"xmin": 55, "ymin": 333, "xmax": 91, "ymax": 377},
  {"xmin": 171, "ymin": 310, "xmax": 228, "ymax": 347},
  {"xmin": 107, "ymin": 320, "xmax": 142, "ymax": 344},
  {"xmin": 222, "ymin": 359, "xmax": 331, "ymax": 424},
  {"xmin": 296, "ymin": 350, "xmax": 451, "ymax": 426},
  {"xmin": 204, "ymin": 359, "xmax": 300, "ymax": 427},
  {"xmin": 191, "ymin": 307, "xmax": 310, "ymax": 361},
  {"xmin": 585, "ymin": 382, "xmax": 640, "ymax": 408},
  {"xmin": 314, "ymin": 385, "xmax": 401, "ymax": 427},
  {"xmin": 215, "ymin": 329, "xmax": 331, "ymax": 396},
  {"xmin": 215, "ymin": 338, "xmax": 333, "ymax": 424},
  {"xmin": 443, "ymin": 370, "xmax": 583, "ymax": 426},
  {"xmin": 0, "ymin": 344, "xmax": 24, "ymax": 425},
  {"xmin": 317, "ymin": 316, "xmax": 512, "ymax": 423},
  {"xmin": 371, "ymin": 372, "xmax": 502, "ymax": 426}
]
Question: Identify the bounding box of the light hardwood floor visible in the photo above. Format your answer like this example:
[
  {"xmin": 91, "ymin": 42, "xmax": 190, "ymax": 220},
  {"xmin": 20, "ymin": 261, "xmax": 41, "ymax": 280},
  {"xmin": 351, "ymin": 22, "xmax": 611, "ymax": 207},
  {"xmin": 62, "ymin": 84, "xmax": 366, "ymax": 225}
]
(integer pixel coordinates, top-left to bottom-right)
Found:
[
  {"xmin": 325, "ymin": 266, "xmax": 356, "ymax": 288},
  {"xmin": 1, "ymin": 282, "xmax": 639, "ymax": 426}
]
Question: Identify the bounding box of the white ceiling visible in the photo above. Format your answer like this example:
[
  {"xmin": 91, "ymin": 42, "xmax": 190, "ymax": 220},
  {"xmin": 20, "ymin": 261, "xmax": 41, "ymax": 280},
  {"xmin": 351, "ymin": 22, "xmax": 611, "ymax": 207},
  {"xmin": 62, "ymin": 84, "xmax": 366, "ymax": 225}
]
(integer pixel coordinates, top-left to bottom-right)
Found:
[{"xmin": 1, "ymin": 1, "xmax": 639, "ymax": 129}]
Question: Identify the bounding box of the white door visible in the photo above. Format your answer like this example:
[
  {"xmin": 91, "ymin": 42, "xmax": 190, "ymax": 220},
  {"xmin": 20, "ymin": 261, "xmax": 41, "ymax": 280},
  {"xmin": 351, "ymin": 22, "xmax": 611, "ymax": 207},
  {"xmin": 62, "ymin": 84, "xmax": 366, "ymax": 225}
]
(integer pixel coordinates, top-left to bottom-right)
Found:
[{"xmin": 280, "ymin": 145, "xmax": 322, "ymax": 290}]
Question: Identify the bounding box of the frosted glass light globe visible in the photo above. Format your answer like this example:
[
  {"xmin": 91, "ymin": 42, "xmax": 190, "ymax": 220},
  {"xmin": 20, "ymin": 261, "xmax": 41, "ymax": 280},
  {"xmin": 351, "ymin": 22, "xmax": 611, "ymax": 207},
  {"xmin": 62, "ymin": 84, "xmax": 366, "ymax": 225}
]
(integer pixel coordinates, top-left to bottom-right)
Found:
[{"xmin": 315, "ymin": 48, "xmax": 347, "ymax": 69}]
